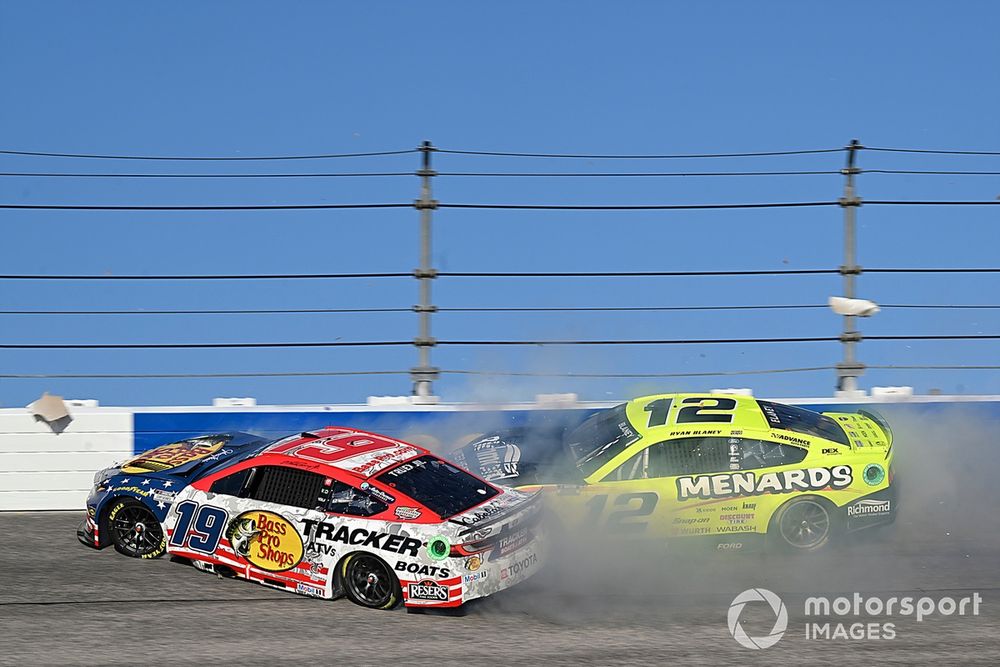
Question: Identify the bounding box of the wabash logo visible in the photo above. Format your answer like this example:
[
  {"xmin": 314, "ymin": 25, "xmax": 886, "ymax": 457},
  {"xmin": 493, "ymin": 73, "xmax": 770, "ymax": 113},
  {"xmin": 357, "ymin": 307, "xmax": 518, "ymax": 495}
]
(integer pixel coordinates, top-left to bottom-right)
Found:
[{"xmin": 408, "ymin": 579, "xmax": 449, "ymax": 601}]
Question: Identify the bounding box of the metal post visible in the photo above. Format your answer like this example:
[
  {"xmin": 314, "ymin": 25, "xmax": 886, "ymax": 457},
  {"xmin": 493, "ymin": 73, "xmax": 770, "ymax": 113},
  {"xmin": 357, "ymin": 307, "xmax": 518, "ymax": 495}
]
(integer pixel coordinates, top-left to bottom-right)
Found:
[
  {"xmin": 837, "ymin": 139, "xmax": 864, "ymax": 394},
  {"xmin": 411, "ymin": 141, "xmax": 439, "ymax": 401}
]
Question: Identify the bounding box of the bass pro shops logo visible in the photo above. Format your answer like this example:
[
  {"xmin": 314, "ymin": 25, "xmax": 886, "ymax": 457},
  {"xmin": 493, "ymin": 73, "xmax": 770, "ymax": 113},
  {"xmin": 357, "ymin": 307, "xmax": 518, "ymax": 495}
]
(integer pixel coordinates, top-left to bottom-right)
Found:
[
  {"xmin": 226, "ymin": 511, "xmax": 304, "ymax": 572},
  {"xmin": 728, "ymin": 588, "xmax": 788, "ymax": 649}
]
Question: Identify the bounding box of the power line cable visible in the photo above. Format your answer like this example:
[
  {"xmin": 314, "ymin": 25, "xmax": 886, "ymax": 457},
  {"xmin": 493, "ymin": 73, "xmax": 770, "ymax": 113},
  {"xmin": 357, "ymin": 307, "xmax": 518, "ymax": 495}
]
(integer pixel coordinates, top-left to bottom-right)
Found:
[
  {"xmin": 437, "ymin": 201, "xmax": 838, "ymax": 211},
  {"xmin": 0, "ymin": 171, "xmax": 414, "ymax": 179},
  {"xmin": 864, "ymin": 169, "xmax": 1000, "ymax": 176},
  {"xmin": 437, "ymin": 269, "xmax": 836, "ymax": 277},
  {"xmin": 0, "ymin": 341, "xmax": 411, "ymax": 349},
  {"xmin": 0, "ymin": 367, "xmax": 833, "ymax": 380},
  {"xmin": 0, "ymin": 272, "xmax": 410, "ymax": 280},
  {"xmin": 443, "ymin": 367, "xmax": 834, "ymax": 378},
  {"xmin": 0, "ymin": 202, "xmax": 410, "ymax": 211},
  {"xmin": 12, "ymin": 335, "xmax": 999, "ymax": 349},
  {"xmin": 0, "ymin": 148, "xmax": 419, "ymax": 160},
  {"xmin": 863, "ymin": 147, "xmax": 1000, "ymax": 156},
  {"xmin": 865, "ymin": 200, "xmax": 1000, "ymax": 206},
  {"xmin": 0, "ymin": 307, "xmax": 410, "ymax": 315},
  {"xmin": 436, "ymin": 337, "xmax": 840, "ymax": 346},
  {"xmin": 868, "ymin": 364, "xmax": 1000, "ymax": 370},
  {"xmin": 0, "ymin": 370, "xmax": 410, "ymax": 379},
  {"xmin": 6, "ymin": 268, "xmax": 1000, "ymax": 281},
  {"xmin": 436, "ymin": 170, "xmax": 841, "ymax": 177},
  {"xmin": 435, "ymin": 147, "xmax": 844, "ymax": 159},
  {"xmin": 7, "ymin": 363, "xmax": 1000, "ymax": 380},
  {"xmin": 3, "ymin": 303, "xmax": 999, "ymax": 316}
]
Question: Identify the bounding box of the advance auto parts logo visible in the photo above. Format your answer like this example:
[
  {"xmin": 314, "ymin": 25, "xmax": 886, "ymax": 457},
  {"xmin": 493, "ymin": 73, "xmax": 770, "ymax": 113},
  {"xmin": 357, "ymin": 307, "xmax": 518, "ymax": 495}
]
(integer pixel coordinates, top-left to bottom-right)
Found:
[
  {"xmin": 226, "ymin": 511, "xmax": 304, "ymax": 572},
  {"xmin": 728, "ymin": 588, "xmax": 788, "ymax": 649}
]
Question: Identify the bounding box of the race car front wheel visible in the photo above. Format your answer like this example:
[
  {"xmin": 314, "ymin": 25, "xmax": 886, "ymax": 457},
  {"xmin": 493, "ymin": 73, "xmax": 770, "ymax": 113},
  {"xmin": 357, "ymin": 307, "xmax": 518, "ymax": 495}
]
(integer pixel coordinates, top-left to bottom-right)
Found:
[
  {"xmin": 107, "ymin": 498, "xmax": 166, "ymax": 559},
  {"xmin": 340, "ymin": 553, "xmax": 401, "ymax": 610},
  {"xmin": 770, "ymin": 497, "xmax": 837, "ymax": 553}
]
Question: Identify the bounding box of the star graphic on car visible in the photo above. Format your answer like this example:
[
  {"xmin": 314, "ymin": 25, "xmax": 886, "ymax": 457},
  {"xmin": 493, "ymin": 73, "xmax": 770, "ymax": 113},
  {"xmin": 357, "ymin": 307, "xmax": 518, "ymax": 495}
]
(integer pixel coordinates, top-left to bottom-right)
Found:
[
  {"xmin": 156, "ymin": 501, "xmax": 166, "ymax": 510},
  {"xmin": 141, "ymin": 479, "xmax": 151, "ymax": 486},
  {"xmin": 120, "ymin": 478, "xmax": 130, "ymax": 484},
  {"xmin": 162, "ymin": 481, "xmax": 173, "ymax": 488}
]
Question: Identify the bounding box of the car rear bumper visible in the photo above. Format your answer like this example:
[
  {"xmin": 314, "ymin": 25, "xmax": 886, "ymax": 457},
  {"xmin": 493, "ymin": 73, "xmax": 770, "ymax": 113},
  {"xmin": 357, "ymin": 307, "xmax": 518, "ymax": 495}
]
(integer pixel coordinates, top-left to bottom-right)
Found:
[{"xmin": 844, "ymin": 484, "xmax": 897, "ymax": 531}]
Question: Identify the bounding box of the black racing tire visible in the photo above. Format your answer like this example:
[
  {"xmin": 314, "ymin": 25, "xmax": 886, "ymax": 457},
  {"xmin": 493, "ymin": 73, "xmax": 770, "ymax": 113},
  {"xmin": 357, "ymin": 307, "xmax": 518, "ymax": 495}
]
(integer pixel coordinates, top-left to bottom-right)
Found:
[
  {"xmin": 340, "ymin": 552, "xmax": 401, "ymax": 610},
  {"xmin": 768, "ymin": 496, "xmax": 840, "ymax": 553},
  {"xmin": 107, "ymin": 498, "xmax": 166, "ymax": 559}
]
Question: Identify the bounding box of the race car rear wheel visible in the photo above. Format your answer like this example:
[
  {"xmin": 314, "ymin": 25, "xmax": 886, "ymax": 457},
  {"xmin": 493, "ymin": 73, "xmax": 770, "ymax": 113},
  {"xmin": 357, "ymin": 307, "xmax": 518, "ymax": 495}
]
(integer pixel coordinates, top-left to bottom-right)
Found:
[
  {"xmin": 107, "ymin": 498, "xmax": 166, "ymax": 559},
  {"xmin": 769, "ymin": 497, "xmax": 837, "ymax": 553},
  {"xmin": 340, "ymin": 553, "xmax": 401, "ymax": 610}
]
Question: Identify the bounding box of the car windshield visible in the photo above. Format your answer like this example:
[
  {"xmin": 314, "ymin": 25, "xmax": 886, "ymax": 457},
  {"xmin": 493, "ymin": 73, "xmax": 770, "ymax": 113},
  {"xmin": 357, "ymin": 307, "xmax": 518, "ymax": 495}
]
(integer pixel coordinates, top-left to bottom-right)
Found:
[
  {"xmin": 565, "ymin": 404, "xmax": 641, "ymax": 477},
  {"xmin": 377, "ymin": 455, "xmax": 499, "ymax": 519}
]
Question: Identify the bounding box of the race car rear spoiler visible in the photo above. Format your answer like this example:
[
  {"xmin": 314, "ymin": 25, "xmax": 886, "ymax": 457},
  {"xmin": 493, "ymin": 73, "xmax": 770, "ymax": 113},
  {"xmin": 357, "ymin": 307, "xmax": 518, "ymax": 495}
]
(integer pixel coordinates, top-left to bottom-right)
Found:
[{"xmin": 858, "ymin": 409, "xmax": 893, "ymax": 446}]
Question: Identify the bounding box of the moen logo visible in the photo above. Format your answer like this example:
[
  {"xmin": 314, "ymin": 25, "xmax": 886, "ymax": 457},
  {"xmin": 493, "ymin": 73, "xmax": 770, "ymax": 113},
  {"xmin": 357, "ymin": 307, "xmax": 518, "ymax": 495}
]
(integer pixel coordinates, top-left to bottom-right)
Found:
[
  {"xmin": 226, "ymin": 511, "xmax": 304, "ymax": 573},
  {"xmin": 408, "ymin": 579, "xmax": 449, "ymax": 601}
]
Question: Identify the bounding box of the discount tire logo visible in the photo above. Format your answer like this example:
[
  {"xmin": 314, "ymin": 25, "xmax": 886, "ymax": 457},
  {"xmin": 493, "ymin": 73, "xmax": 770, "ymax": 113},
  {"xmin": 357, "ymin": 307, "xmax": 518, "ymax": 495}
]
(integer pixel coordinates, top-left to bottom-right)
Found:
[{"xmin": 728, "ymin": 588, "xmax": 788, "ymax": 649}]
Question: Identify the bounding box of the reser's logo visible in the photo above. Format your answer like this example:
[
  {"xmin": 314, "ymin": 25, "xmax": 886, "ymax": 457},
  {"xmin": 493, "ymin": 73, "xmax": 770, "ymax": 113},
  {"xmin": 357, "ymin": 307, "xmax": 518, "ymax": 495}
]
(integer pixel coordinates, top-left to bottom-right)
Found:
[{"xmin": 728, "ymin": 588, "xmax": 788, "ymax": 649}]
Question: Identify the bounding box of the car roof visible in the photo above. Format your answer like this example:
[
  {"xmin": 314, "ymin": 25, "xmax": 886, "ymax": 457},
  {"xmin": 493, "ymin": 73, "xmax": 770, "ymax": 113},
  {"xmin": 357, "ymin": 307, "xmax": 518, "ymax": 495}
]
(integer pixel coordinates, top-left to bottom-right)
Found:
[
  {"xmin": 251, "ymin": 426, "xmax": 428, "ymax": 481},
  {"xmin": 624, "ymin": 393, "xmax": 771, "ymax": 433}
]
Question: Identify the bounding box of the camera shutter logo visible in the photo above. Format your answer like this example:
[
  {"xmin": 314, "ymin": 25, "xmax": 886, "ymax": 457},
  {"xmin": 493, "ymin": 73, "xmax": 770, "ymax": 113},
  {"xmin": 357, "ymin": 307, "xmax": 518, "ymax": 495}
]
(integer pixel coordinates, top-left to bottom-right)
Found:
[{"xmin": 728, "ymin": 588, "xmax": 788, "ymax": 649}]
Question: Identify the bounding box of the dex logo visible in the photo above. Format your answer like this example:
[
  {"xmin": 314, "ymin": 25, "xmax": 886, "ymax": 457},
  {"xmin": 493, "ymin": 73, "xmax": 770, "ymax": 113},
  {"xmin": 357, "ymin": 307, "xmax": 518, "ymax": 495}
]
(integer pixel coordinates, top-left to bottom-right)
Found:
[{"xmin": 728, "ymin": 588, "xmax": 788, "ymax": 649}]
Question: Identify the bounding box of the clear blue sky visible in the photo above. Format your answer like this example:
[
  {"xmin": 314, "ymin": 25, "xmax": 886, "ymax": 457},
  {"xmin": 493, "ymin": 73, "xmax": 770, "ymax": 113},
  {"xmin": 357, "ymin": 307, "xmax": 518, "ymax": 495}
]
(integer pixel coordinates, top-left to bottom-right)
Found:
[{"xmin": 1, "ymin": 1, "xmax": 998, "ymax": 406}]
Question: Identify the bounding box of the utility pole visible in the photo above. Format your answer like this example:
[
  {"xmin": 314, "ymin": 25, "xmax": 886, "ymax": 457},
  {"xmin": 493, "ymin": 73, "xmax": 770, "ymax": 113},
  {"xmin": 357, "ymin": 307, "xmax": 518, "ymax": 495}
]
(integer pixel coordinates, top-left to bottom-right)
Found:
[
  {"xmin": 837, "ymin": 139, "xmax": 864, "ymax": 394},
  {"xmin": 411, "ymin": 140, "xmax": 439, "ymax": 401}
]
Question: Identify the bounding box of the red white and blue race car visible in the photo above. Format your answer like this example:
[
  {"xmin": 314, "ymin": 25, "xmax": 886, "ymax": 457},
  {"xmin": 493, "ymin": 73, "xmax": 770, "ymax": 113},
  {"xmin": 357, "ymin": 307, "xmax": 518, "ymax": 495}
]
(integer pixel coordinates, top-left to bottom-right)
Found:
[{"xmin": 79, "ymin": 427, "xmax": 545, "ymax": 610}]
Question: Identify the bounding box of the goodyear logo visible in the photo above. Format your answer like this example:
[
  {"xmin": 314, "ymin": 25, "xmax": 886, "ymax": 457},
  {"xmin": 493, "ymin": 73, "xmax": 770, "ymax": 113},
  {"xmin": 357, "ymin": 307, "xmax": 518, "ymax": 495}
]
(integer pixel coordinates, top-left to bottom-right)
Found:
[
  {"xmin": 121, "ymin": 437, "xmax": 228, "ymax": 474},
  {"xmin": 226, "ymin": 511, "xmax": 304, "ymax": 572}
]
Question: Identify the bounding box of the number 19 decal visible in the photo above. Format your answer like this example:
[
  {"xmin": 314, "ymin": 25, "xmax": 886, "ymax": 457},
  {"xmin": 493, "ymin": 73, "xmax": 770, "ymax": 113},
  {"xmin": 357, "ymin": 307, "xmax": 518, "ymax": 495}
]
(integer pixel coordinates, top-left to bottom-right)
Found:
[{"xmin": 169, "ymin": 501, "xmax": 228, "ymax": 554}]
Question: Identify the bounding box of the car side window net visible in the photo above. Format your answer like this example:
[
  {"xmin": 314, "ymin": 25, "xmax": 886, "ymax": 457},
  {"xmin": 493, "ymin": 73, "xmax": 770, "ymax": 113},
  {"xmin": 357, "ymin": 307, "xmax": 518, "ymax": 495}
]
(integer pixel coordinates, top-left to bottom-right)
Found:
[
  {"xmin": 243, "ymin": 466, "xmax": 326, "ymax": 510},
  {"xmin": 648, "ymin": 437, "xmax": 731, "ymax": 477},
  {"xmin": 602, "ymin": 449, "xmax": 647, "ymax": 482}
]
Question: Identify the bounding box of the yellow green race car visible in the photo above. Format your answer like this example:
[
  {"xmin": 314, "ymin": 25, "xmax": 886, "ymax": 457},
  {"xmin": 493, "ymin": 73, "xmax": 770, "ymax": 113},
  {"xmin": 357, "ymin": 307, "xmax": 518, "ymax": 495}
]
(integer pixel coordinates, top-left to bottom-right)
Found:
[{"xmin": 450, "ymin": 394, "xmax": 895, "ymax": 552}]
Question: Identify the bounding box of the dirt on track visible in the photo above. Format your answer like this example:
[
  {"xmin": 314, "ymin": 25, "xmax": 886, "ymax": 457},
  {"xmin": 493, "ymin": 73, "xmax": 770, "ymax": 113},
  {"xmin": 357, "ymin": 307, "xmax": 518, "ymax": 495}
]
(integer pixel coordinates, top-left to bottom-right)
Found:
[{"xmin": 0, "ymin": 508, "xmax": 997, "ymax": 667}]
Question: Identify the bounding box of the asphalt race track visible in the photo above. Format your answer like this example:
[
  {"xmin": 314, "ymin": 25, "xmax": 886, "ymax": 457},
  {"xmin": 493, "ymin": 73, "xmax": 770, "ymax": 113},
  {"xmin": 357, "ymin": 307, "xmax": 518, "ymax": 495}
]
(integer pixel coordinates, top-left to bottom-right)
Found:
[
  {"xmin": 2, "ymin": 415, "xmax": 999, "ymax": 666},
  {"xmin": 0, "ymin": 505, "xmax": 996, "ymax": 667}
]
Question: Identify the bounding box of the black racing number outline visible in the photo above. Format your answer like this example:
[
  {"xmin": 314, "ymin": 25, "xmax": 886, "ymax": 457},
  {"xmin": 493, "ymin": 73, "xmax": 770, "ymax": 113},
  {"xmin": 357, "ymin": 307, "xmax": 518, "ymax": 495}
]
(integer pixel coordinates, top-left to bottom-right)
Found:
[
  {"xmin": 676, "ymin": 397, "xmax": 738, "ymax": 424},
  {"xmin": 584, "ymin": 492, "xmax": 659, "ymax": 534},
  {"xmin": 643, "ymin": 398, "xmax": 672, "ymax": 428}
]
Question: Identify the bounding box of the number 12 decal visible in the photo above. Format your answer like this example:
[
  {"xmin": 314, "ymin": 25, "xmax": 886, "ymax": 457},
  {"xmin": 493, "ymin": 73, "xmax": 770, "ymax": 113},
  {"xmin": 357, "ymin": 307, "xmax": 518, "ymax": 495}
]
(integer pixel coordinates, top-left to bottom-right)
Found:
[
  {"xmin": 676, "ymin": 397, "xmax": 737, "ymax": 424},
  {"xmin": 169, "ymin": 500, "xmax": 228, "ymax": 554},
  {"xmin": 584, "ymin": 492, "xmax": 659, "ymax": 534}
]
